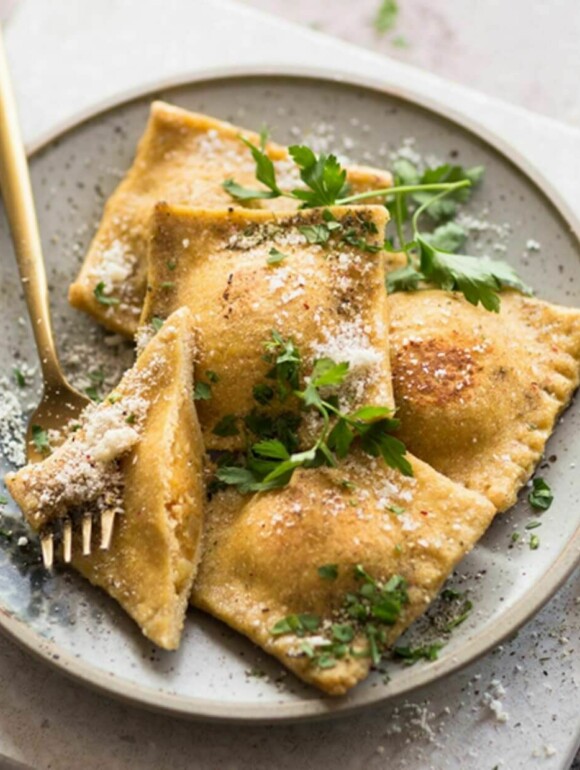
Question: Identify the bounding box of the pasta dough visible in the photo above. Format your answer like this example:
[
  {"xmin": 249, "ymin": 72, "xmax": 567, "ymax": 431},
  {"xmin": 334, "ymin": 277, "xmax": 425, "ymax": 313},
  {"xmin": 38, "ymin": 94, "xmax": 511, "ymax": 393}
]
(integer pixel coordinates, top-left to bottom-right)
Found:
[
  {"xmin": 389, "ymin": 290, "xmax": 580, "ymax": 510},
  {"xmin": 141, "ymin": 204, "xmax": 392, "ymax": 451},
  {"xmin": 6, "ymin": 308, "xmax": 205, "ymax": 650},
  {"xmin": 69, "ymin": 101, "xmax": 393, "ymax": 336}
]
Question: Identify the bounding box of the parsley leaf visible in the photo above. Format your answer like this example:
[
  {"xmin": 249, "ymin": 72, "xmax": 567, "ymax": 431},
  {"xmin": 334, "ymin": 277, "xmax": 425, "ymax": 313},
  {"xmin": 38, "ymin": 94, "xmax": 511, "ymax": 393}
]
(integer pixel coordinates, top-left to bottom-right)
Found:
[
  {"xmin": 93, "ymin": 282, "xmax": 119, "ymax": 306},
  {"xmin": 194, "ymin": 381, "xmax": 212, "ymax": 401},
  {"xmin": 418, "ymin": 236, "xmax": 532, "ymax": 312},
  {"xmin": 288, "ymin": 145, "xmax": 349, "ymax": 207},
  {"xmin": 423, "ymin": 221, "xmax": 467, "ymax": 253},
  {"xmin": 393, "ymin": 642, "xmax": 444, "ymax": 665},
  {"xmin": 213, "ymin": 414, "xmax": 240, "ymax": 437},
  {"xmin": 222, "ymin": 136, "xmax": 282, "ymax": 202},
  {"xmin": 318, "ymin": 564, "xmax": 339, "ymax": 580},
  {"xmin": 412, "ymin": 164, "xmax": 484, "ymax": 222},
  {"xmin": 13, "ymin": 367, "xmax": 26, "ymax": 388},
  {"xmin": 373, "ymin": 0, "xmax": 399, "ymax": 34},
  {"xmin": 299, "ymin": 223, "xmax": 333, "ymax": 245},
  {"xmin": 386, "ymin": 263, "xmax": 423, "ymax": 294},
  {"xmin": 252, "ymin": 383, "xmax": 275, "ymax": 405},
  {"xmin": 31, "ymin": 425, "xmax": 50, "ymax": 454},
  {"xmin": 528, "ymin": 478, "xmax": 553, "ymax": 510},
  {"xmin": 267, "ymin": 247, "xmax": 288, "ymax": 265},
  {"xmin": 151, "ymin": 317, "xmax": 164, "ymax": 332}
]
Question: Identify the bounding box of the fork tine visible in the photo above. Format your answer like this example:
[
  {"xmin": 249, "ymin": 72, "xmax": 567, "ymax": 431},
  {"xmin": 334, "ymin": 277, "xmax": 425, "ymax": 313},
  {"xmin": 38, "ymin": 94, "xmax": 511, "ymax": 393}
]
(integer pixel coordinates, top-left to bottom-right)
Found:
[
  {"xmin": 40, "ymin": 533, "xmax": 54, "ymax": 569},
  {"xmin": 100, "ymin": 509, "xmax": 115, "ymax": 550},
  {"xmin": 62, "ymin": 518, "xmax": 72, "ymax": 563},
  {"xmin": 82, "ymin": 514, "xmax": 92, "ymax": 555}
]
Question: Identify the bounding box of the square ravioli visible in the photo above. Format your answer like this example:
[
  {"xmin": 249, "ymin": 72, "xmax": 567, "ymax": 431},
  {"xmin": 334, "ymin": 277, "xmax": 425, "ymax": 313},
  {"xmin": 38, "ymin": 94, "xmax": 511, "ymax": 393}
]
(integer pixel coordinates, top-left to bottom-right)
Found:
[
  {"xmin": 192, "ymin": 450, "xmax": 495, "ymax": 695},
  {"xmin": 389, "ymin": 289, "xmax": 580, "ymax": 510},
  {"xmin": 141, "ymin": 204, "xmax": 392, "ymax": 452},
  {"xmin": 5, "ymin": 308, "xmax": 205, "ymax": 650},
  {"xmin": 68, "ymin": 101, "xmax": 393, "ymax": 336}
]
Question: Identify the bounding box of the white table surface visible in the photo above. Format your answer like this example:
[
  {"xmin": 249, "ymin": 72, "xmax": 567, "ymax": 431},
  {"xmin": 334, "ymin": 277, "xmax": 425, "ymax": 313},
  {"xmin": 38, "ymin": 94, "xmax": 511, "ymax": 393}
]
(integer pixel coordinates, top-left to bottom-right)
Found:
[{"xmin": 1, "ymin": 1, "xmax": 579, "ymax": 768}]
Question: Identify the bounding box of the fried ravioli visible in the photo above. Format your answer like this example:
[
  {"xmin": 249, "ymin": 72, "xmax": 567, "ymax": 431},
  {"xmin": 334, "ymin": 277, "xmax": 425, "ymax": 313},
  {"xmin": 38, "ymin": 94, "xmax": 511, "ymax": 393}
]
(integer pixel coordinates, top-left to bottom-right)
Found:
[
  {"xmin": 389, "ymin": 290, "xmax": 580, "ymax": 510},
  {"xmin": 141, "ymin": 204, "xmax": 392, "ymax": 451},
  {"xmin": 6, "ymin": 308, "xmax": 205, "ymax": 649},
  {"xmin": 68, "ymin": 101, "xmax": 393, "ymax": 336}
]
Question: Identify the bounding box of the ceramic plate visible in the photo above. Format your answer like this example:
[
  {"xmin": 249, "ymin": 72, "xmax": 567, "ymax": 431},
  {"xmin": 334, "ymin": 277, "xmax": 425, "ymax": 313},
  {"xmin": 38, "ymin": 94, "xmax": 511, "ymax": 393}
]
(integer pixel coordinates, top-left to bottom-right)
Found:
[{"xmin": 0, "ymin": 71, "xmax": 579, "ymax": 723}]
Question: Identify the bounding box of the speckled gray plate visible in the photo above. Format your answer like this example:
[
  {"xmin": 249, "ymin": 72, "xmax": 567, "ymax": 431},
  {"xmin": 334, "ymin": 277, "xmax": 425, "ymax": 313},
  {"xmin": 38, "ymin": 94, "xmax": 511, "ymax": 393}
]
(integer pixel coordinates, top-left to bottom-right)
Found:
[{"xmin": 0, "ymin": 70, "xmax": 579, "ymax": 724}]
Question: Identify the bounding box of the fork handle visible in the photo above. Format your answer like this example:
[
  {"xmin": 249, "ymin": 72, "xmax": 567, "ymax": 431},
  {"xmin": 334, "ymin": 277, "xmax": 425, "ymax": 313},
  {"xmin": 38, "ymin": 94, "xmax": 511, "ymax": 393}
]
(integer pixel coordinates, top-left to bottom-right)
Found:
[{"xmin": 0, "ymin": 28, "xmax": 62, "ymax": 387}]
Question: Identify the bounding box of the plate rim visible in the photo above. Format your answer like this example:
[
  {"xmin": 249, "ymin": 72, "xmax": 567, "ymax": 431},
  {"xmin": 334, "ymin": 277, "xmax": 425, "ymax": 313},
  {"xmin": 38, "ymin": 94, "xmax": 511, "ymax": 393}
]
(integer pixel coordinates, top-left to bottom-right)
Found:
[{"xmin": 2, "ymin": 64, "xmax": 579, "ymax": 724}]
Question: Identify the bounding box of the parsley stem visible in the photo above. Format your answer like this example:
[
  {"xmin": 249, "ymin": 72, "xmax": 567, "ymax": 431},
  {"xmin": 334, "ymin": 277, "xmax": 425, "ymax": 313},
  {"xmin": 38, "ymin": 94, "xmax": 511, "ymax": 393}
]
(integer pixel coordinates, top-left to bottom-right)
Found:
[
  {"xmin": 411, "ymin": 184, "xmax": 467, "ymax": 233},
  {"xmin": 394, "ymin": 193, "xmax": 410, "ymax": 264},
  {"xmin": 335, "ymin": 180, "xmax": 471, "ymax": 206}
]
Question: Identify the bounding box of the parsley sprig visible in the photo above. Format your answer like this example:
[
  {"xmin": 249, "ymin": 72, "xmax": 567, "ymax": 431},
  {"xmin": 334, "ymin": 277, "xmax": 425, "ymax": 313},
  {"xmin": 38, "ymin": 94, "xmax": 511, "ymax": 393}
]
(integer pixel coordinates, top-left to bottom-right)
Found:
[
  {"xmin": 224, "ymin": 136, "xmax": 530, "ymax": 312},
  {"xmin": 387, "ymin": 183, "xmax": 532, "ymax": 312},
  {"xmin": 223, "ymin": 135, "xmax": 472, "ymax": 210},
  {"xmin": 215, "ymin": 331, "xmax": 411, "ymax": 493}
]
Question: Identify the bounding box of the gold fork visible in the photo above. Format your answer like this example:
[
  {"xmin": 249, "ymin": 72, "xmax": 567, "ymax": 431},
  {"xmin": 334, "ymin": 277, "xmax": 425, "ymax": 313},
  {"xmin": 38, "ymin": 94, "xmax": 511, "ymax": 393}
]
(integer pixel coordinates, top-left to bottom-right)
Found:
[{"xmin": 0, "ymin": 30, "xmax": 113, "ymax": 567}]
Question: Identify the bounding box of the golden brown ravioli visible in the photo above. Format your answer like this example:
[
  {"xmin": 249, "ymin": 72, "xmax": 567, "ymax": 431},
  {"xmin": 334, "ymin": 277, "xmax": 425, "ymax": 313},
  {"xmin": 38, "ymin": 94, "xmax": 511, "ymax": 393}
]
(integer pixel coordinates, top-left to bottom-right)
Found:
[
  {"xmin": 141, "ymin": 204, "xmax": 392, "ymax": 452},
  {"xmin": 192, "ymin": 450, "xmax": 495, "ymax": 695},
  {"xmin": 68, "ymin": 101, "xmax": 393, "ymax": 336},
  {"xmin": 6, "ymin": 308, "xmax": 205, "ymax": 650},
  {"xmin": 389, "ymin": 289, "xmax": 580, "ymax": 510}
]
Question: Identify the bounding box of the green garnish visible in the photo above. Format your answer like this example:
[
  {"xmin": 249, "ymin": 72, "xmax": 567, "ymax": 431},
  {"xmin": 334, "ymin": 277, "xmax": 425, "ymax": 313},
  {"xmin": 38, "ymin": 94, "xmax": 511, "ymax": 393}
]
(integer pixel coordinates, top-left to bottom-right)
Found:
[
  {"xmin": 393, "ymin": 642, "xmax": 444, "ymax": 665},
  {"xmin": 0, "ymin": 495, "xmax": 8, "ymax": 505},
  {"xmin": 528, "ymin": 478, "xmax": 553, "ymax": 510},
  {"xmin": 444, "ymin": 601, "xmax": 473, "ymax": 632},
  {"xmin": 288, "ymin": 145, "xmax": 349, "ymax": 207},
  {"xmin": 511, "ymin": 532, "xmax": 521, "ymax": 543},
  {"xmin": 387, "ymin": 186, "xmax": 531, "ymax": 312},
  {"xmin": 212, "ymin": 414, "xmax": 240, "ymax": 437},
  {"xmin": 318, "ymin": 564, "xmax": 339, "ymax": 581},
  {"xmin": 223, "ymin": 136, "xmax": 282, "ymax": 201},
  {"xmin": 529, "ymin": 534, "xmax": 540, "ymax": 550},
  {"xmin": 194, "ymin": 381, "xmax": 212, "ymax": 401},
  {"xmin": 151, "ymin": 317, "xmax": 164, "ymax": 332},
  {"xmin": 206, "ymin": 370, "xmax": 219, "ymax": 383},
  {"xmin": 160, "ymin": 281, "xmax": 175, "ymax": 289},
  {"xmin": 271, "ymin": 613, "xmax": 321, "ymax": 636},
  {"xmin": 270, "ymin": 566, "xmax": 409, "ymax": 670},
  {"xmin": 125, "ymin": 413, "xmax": 136, "ymax": 425},
  {"xmin": 267, "ymin": 247, "xmax": 289, "ymax": 265},
  {"xmin": 216, "ymin": 331, "xmax": 411, "ymax": 494},
  {"xmin": 85, "ymin": 367, "xmax": 105, "ymax": 402},
  {"xmin": 224, "ymin": 138, "xmax": 528, "ymax": 312},
  {"xmin": 31, "ymin": 425, "xmax": 50, "ymax": 454},
  {"xmin": 525, "ymin": 521, "xmax": 542, "ymax": 530},
  {"xmin": 223, "ymin": 137, "xmax": 474, "ymax": 211},
  {"xmin": 387, "ymin": 504, "xmax": 405, "ymax": 515},
  {"xmin": 373, "ymin": 0, "xmax": 398, "ymax": 34},
  {"xmin": 13, "ymin": 367, "xmax": 26, "ymax": 388},
  {"xmin": 252, "ymin": 383, "xmax": 275, "ymax": 405},
  {"xmin": 93, "ymin": 281, "xmax": 120, "ymax": 306}
]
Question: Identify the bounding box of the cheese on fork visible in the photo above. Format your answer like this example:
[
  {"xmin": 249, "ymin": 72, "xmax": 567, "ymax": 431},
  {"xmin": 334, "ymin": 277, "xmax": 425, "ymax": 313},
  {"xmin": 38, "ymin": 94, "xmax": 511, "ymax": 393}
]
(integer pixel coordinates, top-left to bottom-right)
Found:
[
  {"xmin": 141, "ymin": 204, "xmax": 392, "ymax": 452},
  {"xmin": 6, "ymin": 308, "xmax": 205, "ymax": 650},
  {"xmin": 68, "ymin": 101, "xmax": 393, "ymax": 336}
]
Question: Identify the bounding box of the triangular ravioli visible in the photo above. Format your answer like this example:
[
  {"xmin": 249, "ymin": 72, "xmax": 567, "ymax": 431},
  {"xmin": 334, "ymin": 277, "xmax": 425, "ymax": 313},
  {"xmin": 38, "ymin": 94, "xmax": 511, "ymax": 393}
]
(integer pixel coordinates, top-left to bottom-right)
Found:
[
  {"xmin": 389, "ymin": 289, "xmax": 580, "ymax": 510},
  {"xmin": 141, "ymin": 204, "xmax": 392, "ymax": 452},
  {"xmin": 192, "ymin": 450, "xmax": 495, "ymax": 695},
  {"xmin": 6, "ymin": 308, "xmax": 205, "ymax": 649},
  {"xmin": 68, "ymin": 101, "xmax": 393, "ymax": 336}
]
